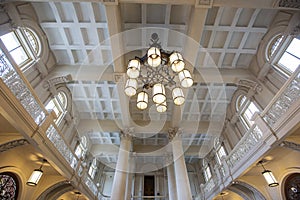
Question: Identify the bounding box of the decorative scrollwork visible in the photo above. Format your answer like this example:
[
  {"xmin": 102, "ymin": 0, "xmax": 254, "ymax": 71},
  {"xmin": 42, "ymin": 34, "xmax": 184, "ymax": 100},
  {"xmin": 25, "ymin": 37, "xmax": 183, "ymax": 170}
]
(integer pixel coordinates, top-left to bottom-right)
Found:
[
  {"xmin": 46, "ymin": 125, "xmax": 78, "ymax": 169},
  {"xmin": 227, "ymin": 125, "xmax": 263, "ymax": 168},
  {"xmin": 43, "ymin": 74, "xmax": 72, "ymax": 89},
  {"xmin": 264, "ymin": 69, "xmax": 300, "ymax": 126}
]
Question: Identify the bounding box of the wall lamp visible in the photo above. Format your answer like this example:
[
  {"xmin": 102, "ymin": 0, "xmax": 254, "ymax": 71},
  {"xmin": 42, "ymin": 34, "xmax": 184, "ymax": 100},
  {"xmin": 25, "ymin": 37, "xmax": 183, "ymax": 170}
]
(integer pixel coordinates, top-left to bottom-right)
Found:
[
  {"xmin": 26, "ymin": 159, "xmax": 47, "ymax": 186},
  {"xmin": 258, "ymin": 160, "xmax": 279, "ymax": 187}
]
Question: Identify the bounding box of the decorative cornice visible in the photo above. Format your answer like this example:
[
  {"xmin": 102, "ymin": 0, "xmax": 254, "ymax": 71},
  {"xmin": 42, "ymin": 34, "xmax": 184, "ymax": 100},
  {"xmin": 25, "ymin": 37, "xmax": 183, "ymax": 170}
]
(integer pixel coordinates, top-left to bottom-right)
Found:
[
  {"xmin": 278, "ymin": 0, "xmax": 300, "ymax": 9},
  {"xmin": 0, "ymin": 139, "xmax": 29, "ymax": 153},
  {"xmin": 43, "ymin": 74, "xmax": 72, "ymax": 89},
  {"xmin": 102, "ymin": 0, "xmax": 118, "ymax": 5},
  {"xmin": 195, "ymin": 0, "xmax": 213, "ymax": 8},
  {"xmin": 238, "ymin": 79, "xmax": 262, "ymax": 93},
  {"xmin": 281, "ymin": 141, "xmax": 300, "ymax": 152}
]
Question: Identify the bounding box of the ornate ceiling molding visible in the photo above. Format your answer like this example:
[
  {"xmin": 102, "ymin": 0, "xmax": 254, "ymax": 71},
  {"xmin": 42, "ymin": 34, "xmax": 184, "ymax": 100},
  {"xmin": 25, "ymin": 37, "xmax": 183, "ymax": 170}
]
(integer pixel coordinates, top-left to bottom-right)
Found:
[
  {"xmin": 43, "ymin": 74, "xmax": 72, "ymax": 90},
  {"xmin": 238, "ymin": 79, "xmax": 263, "ymax": 93},
  {"xmin": 0, "ymin": 139, "xmax": 29, "ymax": 153},
  {"xmin": 278, "ymin": 0, "xmax": 300, "ymax": 9},
  {"xmin": 281, "ymin": 141, "xmax": 300, "ymax": 152}
]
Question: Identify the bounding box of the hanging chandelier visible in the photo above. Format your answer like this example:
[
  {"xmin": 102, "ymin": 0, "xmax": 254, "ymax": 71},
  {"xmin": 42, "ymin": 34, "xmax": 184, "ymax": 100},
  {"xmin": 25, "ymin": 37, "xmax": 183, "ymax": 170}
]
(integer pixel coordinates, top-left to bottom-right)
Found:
[{"xmin": 124, "ymin": 33, "xmax": 193, "ymax": 112}]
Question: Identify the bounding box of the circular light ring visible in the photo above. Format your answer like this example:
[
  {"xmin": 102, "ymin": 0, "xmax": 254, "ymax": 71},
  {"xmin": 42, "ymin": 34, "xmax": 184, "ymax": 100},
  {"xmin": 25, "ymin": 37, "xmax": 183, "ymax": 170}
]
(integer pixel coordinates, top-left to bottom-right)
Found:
[
  {"xmin": 170, "ymin": 52, "xmax": 185, "ymax": 72},
  {"xmin": 156, "ymin": 101, "xmax": 167, "ymax": 112},
  {"xmin": 137, "ymin": 91, "xmax": 148, "ymax": 110},
  {"xmin": 124, "ymin": 79, "xmax": 137, "ymax": 97},
  {"xmin": 152, "ymin": 83, "xmax": 166, "ymax": 104},
  {"xmin": 178, "ymin": 69, "xmax": 193, "ymax": 88},
  {"xmin": 127, "ymin": 59, "xmax": 140, "ymax": 78},
  {"xmin": 172, "ymin": 87, "xmax": 185, "ymax": 105}
]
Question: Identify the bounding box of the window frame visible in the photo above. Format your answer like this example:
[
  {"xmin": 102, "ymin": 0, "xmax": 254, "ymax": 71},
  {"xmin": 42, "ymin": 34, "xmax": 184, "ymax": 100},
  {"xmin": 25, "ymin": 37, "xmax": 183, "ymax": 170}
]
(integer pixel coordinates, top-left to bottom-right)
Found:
[
  {"xmin": 236, "ymin": 95, "xmax": 260, "ymax": 130},
  {"xmin": 45, "ymin": 91, "xmax": 68, "ymax": 125},
  {"xmin": 0, "ymin": 27, "xmax": 41, "ymax": 71},
  {"xmin": 268, "ymin": 35, "xmax": 300, "ymax": 77}
]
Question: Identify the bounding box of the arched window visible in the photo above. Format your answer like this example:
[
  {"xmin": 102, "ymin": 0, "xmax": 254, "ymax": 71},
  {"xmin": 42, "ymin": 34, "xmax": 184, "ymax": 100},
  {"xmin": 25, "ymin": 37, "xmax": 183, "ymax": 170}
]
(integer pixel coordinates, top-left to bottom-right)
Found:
[
  {"xmin": 236, "ymin": 95, "xmax": 260, "ymax": 129},
  {"xmin": 267, "ymin": 34, "xmax": 284, "ymax": 60},
  {"xmin": 0, "ymin": 172, "xmax": 19, "ymax": 200},
  {"xmin": 88, "ymin": 158, "xmax": 98, "ymax": 179},
  {"xmin": 75, "ymin": 136, "xmax": 87, "ymax": 159},
  {"xmin": 267, "ymin": 35, "xmax": 300, "ymax": 77},
  {"xmin": 0, "ymin": 27, "xmax": 41, "ymax": 70},
  {"xmin": 45, "ymin": 91, "xmax": 67, "ymax": 125}
]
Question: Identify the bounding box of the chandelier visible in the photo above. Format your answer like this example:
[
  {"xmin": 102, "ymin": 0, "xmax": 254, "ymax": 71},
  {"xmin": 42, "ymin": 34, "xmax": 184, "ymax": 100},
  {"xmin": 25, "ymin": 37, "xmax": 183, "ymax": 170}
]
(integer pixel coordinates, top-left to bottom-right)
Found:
[{"xmin": 124, "ymin": 33, "xmax": 193, "ymax": 112}]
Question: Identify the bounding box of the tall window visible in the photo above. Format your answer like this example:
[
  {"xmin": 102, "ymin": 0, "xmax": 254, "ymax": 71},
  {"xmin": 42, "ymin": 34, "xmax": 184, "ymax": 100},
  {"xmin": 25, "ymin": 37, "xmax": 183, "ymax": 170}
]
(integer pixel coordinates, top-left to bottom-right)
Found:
[
  {"xmin": 75, "ymin": 136, "xmax": 87, "ymax": 159},
  {"xmin": 236, "ymin": 95, "xmax": 260, "ymax": 129},
  {"xmin": 203, "ymin": 160, "xmax": 212, "ymax": 182},
  {"xmin": 0, "ymin": 27, "xmax": 40, "ymax": 69},
  {"xmin": 45, "ymin": 91, "xmax": 67, "ymax": 125},
  {"xmin": 216, "ymin": 145, "xmax": 226, "ymax": 165},
  {"xmin": 0, "ymin": 172, "xmax": 19, "ymax": 200},
  {"xmin": 88, "ymin": 158, "xmax": 98, "ymax": 179}
]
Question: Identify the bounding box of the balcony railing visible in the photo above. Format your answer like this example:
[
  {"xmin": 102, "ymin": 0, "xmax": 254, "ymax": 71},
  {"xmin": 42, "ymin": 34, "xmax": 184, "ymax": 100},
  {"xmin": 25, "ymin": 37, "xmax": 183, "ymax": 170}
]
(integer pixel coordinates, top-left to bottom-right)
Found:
[
  {"xmin": 263, "ymin": 67, "xmax": 300, "ymax": 127},
  {"xmin": 0, "ymin": 48, "xmax": 102, "ymax": 199},
  {"xmin": 201, "ymin": 67, "xmax": 300, "ymax": 199}
]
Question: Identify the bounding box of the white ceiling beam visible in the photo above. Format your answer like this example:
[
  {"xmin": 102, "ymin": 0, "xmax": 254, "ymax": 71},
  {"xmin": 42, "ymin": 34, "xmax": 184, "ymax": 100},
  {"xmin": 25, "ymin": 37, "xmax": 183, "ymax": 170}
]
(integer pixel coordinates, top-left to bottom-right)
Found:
[
  {"xmin": 77, "ymin": 119, "xmax": 216, "ymax": 135},
  {"xmin": 171, "ymin": 6, "xmax": 208, "ymax": 127},
  {"xmin": 105, "ymin": 5, "xmax": 132, "ymax": 127},
  {"xmin": 49, "ymin": 66, "xmax": 254, "ymax": 83}
]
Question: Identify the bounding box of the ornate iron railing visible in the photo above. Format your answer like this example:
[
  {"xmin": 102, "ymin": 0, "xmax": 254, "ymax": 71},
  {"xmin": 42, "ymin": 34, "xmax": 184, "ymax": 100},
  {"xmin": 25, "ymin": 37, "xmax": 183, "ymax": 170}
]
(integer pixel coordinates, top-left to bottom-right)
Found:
[{"xmin": 0, "ymin": 48, "xmax": 45, "ymax": 124}]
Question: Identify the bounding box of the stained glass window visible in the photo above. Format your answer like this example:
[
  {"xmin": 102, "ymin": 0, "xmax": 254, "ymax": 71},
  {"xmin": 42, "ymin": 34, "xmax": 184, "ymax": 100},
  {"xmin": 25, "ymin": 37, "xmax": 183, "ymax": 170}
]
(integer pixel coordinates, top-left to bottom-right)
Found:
[{"xmin": 0, "ymin": 173, "xmax": 19, "ymax": 200}]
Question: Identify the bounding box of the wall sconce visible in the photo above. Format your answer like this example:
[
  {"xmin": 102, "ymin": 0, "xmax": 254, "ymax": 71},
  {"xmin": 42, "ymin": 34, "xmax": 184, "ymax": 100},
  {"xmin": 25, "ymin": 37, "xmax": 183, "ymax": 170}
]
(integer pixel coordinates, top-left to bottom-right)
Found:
[
  {"xmin": 258, "ymin": 160, "xmax": 279, "ymax": 187},
  {"xmin": 26, "ymin": 159, "xmax": 47, "ymax": 186}
]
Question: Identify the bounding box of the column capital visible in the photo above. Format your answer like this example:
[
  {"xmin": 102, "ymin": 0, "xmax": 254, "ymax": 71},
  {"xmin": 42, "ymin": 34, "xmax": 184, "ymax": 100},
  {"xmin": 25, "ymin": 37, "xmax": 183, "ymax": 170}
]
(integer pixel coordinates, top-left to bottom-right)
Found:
[
  {"xmin": 120, "ymin": 127, "xmax": 134, "ymax": 140},
  {"xmin": 168, "ymin": 128, "xmax": 182, "ymax": 141}
]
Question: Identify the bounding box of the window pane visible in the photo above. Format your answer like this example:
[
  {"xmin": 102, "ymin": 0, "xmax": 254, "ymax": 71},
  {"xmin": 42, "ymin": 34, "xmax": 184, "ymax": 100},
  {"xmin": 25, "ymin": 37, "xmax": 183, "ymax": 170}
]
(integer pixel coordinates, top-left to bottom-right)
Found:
[
  {"xmin": 278, "ymin": 52, "xmax": 300, "ymax": 73},
  {"xmin": 0, "ymin": 32, "xmax": 20, "ymax": 51},
  {"xmin": 286, "ymin": 38, "xmax": 300, "ymax": 58},
  {"xmin": 10, "ymin": 47, "xmax": 29, "ymax": 65},
  {"xmin": 23, "ymin": 28, "xmax": 39, "ymax": 54}
]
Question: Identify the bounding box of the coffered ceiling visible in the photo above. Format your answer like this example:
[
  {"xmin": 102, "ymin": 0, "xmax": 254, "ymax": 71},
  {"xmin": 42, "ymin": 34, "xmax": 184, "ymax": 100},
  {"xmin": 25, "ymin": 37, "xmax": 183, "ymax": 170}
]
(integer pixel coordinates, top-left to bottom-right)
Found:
[{"xmin": 31, "ymin": 1, "xmax": 278, "ymax": 164}]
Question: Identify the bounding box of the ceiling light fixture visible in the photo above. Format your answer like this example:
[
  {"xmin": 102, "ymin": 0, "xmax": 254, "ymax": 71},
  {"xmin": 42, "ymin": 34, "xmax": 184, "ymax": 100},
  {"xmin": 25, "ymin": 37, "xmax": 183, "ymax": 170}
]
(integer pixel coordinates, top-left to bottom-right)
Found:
[
  {"xmin": 258, "ymin": 160, "xmax": 279, "ymax": 187},
  {"xmin": 26, "ymin": 159, "xmax": 47, "ymax": 186},
  {"xmin": 124, "ymin": 33, "xmax": 193, "ymax": 112}
]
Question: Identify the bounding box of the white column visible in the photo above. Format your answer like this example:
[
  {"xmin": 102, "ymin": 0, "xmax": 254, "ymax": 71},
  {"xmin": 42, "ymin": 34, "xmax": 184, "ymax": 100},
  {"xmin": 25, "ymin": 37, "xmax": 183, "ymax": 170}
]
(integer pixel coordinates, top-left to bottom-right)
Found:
[
  {"xmin": 111, "ymin": 130, "xmax": 132, "ymax": 200},
  {"xmin": 169, "ymin": 128, "xmax": 192, "ymax": 200},
  {"xmin": 166, "ymin": 156, "xmax": 178, "ymax": 200},
  {"xmin": 126, "ymin": 153, "xmax": 135, "ymax": 200}
]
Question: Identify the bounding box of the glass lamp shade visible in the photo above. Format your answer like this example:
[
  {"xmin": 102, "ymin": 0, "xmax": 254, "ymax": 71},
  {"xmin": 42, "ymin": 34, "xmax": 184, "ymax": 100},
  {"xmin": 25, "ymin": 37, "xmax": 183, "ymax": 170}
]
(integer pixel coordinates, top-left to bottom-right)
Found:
[
  {"xmin": 127, "ymin": 59, "xmax": 140, "ymax": 78},
  {"xmin": 170, "ymin": 52, "xmax": 185, "ymax": 72},
  {"xmin": 178, "ymin": 70, "xmax": 193, "ymax": 88},
  {"xmin": 26, "ymin": 169, "xmax": 43, "ymax": 186},
  {"xmin": 152, "ymin": 83, "xmax": 166, "ymax": 104},
  {"xmin": 147, "ymin": 47, "xmax": 161, "ymax": 67},
  {"xmin": 137, "ymin": 91, "xmax": 148, "ymax": 110},
  {"xmin": 124, "ymin": 79, "xmax": 137, "ymax": 97},
  {"xmin": 262, "ymin": 170, "xmax": 279, "ymax": 187},
  {"xmin": 156, "ymin": 101, "xmax": 167, "ymax": 112},
  {"xmin": 172, "ymin": 87, "xmax": 185, "ymax": 105}
]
